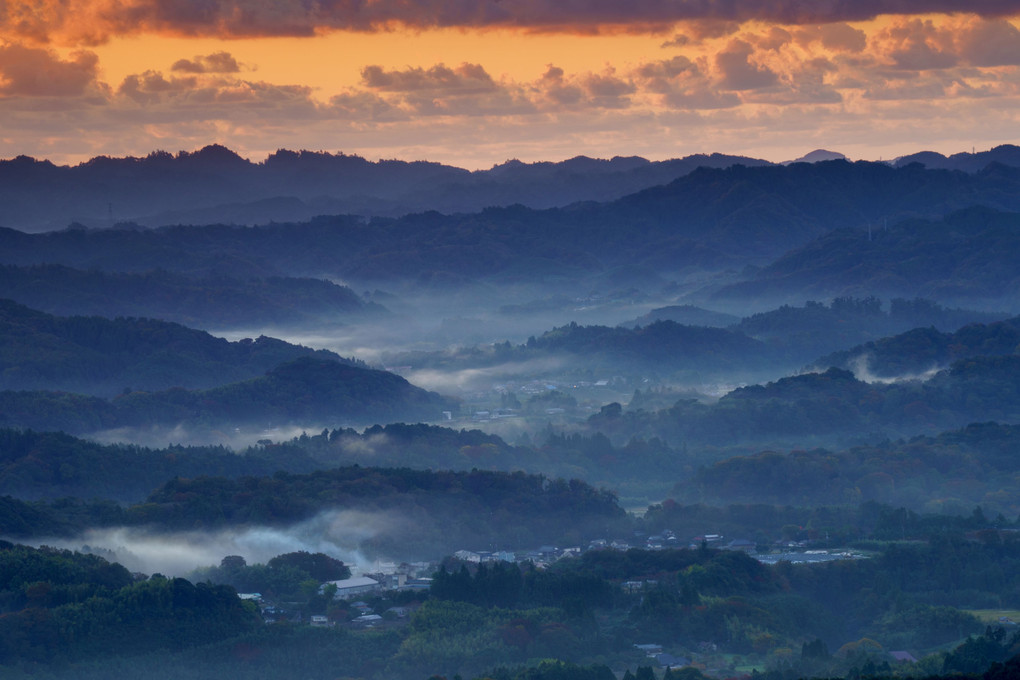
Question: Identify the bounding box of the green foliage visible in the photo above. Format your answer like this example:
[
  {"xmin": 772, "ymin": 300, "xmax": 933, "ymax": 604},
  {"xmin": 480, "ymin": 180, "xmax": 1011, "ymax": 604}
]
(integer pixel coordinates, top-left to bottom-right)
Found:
[
  {"xmin": 669, "ymin": 421, "xmax": 1020, "ymax": 517},
  {"xmin": 0, "ymin": 544, "xmax": 260, "ymax": 665},
  {"xmin": 130, "ymin": 467, "xmax": 627, "ymax": 560},
  {"xmin": 0, "ymin": 298, "xmax": 351, "ymax": 397},
  {"xmin": 724, "ymin": 205, "xmax": 1020, "ymax": 302},
  {"xmin": 0, "ymin": 355, "xmax": 456, "ymax": 434},
  {"xmin": 192, "ymin": 551, "xmax": 350, "ymax": 600},
  {"xmin": 593, "ymin": 355, "xmax": 1020, "ymax": 455},
  {"xmin": 0, "ymin": 428, "xmax": 322, "ymax": 503},
  {"xmin": 0, "ymin": 263, "xmax": 380, "ymax": 329}
]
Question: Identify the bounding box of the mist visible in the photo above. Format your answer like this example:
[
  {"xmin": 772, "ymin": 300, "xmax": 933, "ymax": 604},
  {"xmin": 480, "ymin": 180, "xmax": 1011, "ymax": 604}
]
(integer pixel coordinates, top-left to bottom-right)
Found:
[
  {"xmin": 849, "ymin": 354, "xmax": 943, "ymax": 384},
  {"xmin": 87, "ymin": 423, "xmax": 327, "ymax": 450},
  {"xmin": 31, "ymin": 509, "xmax": 408, "ymax": 577}
]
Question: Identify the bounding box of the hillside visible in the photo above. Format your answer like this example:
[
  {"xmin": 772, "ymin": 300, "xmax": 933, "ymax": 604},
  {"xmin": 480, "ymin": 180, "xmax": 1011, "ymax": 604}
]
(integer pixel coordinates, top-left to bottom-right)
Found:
[
  {"xmin": 0, "ymin": 299, "xmax": 347, "ymax": 396},
  {"xmin": 670, "ymin": 421, "xmax": 1020, "ymax": 515},
  {"xmin": 812, "ymin": 316, "xmax": 1020, "ymax": 378},
  {"xmin": 715, "ymin": 205, "xmax": 1020, "ymax": 303},
  {"xmin": 0, "ymin": 356, "xmax": 457, "ymax": 434},
  {"xmin": 133, "ymin": 467, "xmax": 628, "ymax": 560},
  {"xmin": 731, "ymin": 297, "xmax": 1006, "ymax": 362},
  {"xmin": 0, "ymin": 264, "xmax": 385, "ymax": 329},
  {"xmin": 0, "ymin": 429, "xmax": 321, "ymax": 503},
  {"xmin": 586, "ymin": 356, "xmax": 1020, "ymax": 448}
]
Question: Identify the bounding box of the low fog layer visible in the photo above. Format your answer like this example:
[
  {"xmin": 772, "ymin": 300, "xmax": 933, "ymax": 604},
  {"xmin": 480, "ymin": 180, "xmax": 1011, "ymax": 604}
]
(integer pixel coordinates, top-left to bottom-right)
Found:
[
  {"xmin": 849, "ymin": 354, "xmax": 943, "ymax": 385},
  {"xmin": 87, "ymin": 424, "xmax": 321, "ymax": 450},
  {"xmin": 32, "ymin": 509, "xmax": 404, "ymax": 577}
]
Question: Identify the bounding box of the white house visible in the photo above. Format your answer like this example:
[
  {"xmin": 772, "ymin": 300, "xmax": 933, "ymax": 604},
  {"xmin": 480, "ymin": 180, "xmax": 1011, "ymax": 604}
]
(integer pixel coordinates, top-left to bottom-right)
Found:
[{"xmin": 321, "ymin": 576, "xmax": 382, "ymax": 600}]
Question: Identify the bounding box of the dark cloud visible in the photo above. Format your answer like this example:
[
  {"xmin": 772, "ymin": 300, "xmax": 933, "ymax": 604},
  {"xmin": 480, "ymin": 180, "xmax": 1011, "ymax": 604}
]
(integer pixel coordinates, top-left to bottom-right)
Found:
[
  {"xmin": 956, "ymin": 18, "xmax": 1020, "ymax": 67},
  {"xmin": 171, "ymin": 51, "xmax": 241, "ymax": 74},
  {"xmin": 633, "ymin": 56, "xmax": 740, "ymax": 109},
  {"xmin": 361, "ymin": 63, "xmax": 498, "ymax": 94},
  {"xmin": 117, "ymin": 69, "xmax": 317, "ymax": 114},
  {"xmin": 358, "ymin": 62, "xmax": 535, "ymax": 116},
  {"xmin": 0, "ymin": 44, "xmax": 99, "ymax": 96},
  {"xmin": 119, "ymin": 70, "xmax": 196, "ymax": 104},
  {"xmin": 794, "ymin": 23, "xmax": 868, "ymax": 53},
  {"xmin": 7, "ymin": 1, "xmax": 1020, "ymax": 45},
  {"xmin": 716, "ymin": 39, "xmax": 780, "ymax": 90},
  {"xmin": 874, "ymin": 19, "xmax": 958, "ymax": 70}
]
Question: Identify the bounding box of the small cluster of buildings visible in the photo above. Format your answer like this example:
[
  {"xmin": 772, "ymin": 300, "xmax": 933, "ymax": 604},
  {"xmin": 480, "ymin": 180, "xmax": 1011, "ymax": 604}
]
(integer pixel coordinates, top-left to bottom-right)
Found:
[{"xmin": 634, "ymin": 644, "xmax": 691, "ymax": 670}]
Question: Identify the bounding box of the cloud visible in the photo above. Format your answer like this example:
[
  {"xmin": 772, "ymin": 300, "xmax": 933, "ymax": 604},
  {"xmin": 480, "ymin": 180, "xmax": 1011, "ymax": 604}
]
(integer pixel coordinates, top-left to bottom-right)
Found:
[
  {"xmin": 0, "ymin": 43, "xmax": 100, "ymax": 96},
  {"xmin": 634, "ymin": 56, "xmax": 741, "ymax": 109},
  {"xmin": 361, "ymin": 63, "xmax": 498, "ymax": 94},
  {"xmin": 6, "ymin": 1, "xmax": 1020, "ymax": 45},
  {"xmin": 954, "ymin": 18, "xmax": 1020, "ymax": 67},
  {"xmin": 171, "ymin": 51, "xmax": 241, "ymax": 74},
  {"xmin": 716, "ymin": 39, "xmax": 780, "ymax": 90},
  {"xmin": 117, "ymin": 70, "xmax": 317, "ymax": 113},
  {"xmin": 877, "ymin": 19, "xmax": 959, "ymax": 70},
  {"xmin": 357, "ymin": 62, "xmax": 535, "ymax": 116},
  {"xmin": 794, "ymin": 23, "xmax": 868, "ymax": 53}
]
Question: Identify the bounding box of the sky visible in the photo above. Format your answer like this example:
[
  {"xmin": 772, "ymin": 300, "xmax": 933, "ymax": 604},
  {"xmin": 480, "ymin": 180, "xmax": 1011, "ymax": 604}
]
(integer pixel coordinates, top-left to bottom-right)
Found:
[{"xmin": 1, "ymin": 2, "xmax": 1019, "ymax": 168}]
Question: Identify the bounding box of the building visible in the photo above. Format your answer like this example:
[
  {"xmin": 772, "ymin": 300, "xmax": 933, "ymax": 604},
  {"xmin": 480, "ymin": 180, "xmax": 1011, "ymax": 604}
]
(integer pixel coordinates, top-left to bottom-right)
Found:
[{"xmin": 322, "ymin": 576, "xmax": 382, "ymax": 600}]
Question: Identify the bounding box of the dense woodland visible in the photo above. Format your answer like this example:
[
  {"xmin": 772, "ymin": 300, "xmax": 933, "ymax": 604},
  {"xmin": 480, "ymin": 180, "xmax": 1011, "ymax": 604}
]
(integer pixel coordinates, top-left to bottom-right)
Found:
[
  {"xmin": 0, "ymin": 298, "xmax": 352, "ymax": 395},
  {"xmin": 719, "ymin": 206, "xmax": 1020, "ymax": 303},
  {"xmin": 0, "ymin": 356, "xmax": 456, "ymax": 433},
  {"xmin": 0, "ymin": 264, "xmax": 384, "ymax": 329}
]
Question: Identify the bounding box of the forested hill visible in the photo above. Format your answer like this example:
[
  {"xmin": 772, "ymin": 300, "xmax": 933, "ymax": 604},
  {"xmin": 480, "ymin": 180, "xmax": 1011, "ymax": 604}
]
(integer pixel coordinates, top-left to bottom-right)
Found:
[
  {"xmin": 716, "ymin": 205, "xmax": 1020, "ymax": 303},
  {"xmin": 670, "ymin": 421, "xmax": 1020, "ymax": 515},
  {"xmin": 0, "ymin": 356, "xmax": 458, "ymax": 434},
  {"xmin": 812, "ymin": 316, "xmax": 1020, "ymax": 377},
  {"xmin": 4, "ymin": 162, "xmax": 1020, "ymax": 288},
  {"xmin": 0, "ymin": 264, "xmax": 385, "ymax": 329},
  {"xmin": 393, "ymin": 320, "xmax": 774, "ymax": 378},
  {"xmin": 136, "ymin": 467, "xmax": 629, "ymax": 559},
  {"xmin": 0, "ymin": 299, "xmax": 348, "ymax": 396},
  {"xmin": 730, "ymin": 296, "xmax": 1005, "ymax": 362},
  {"xmin": 0, "ymin": 429, "xmax": 323, "ymax": 503},
  {"xmin": 0, "ymin": 146, "xmax": 767, "ymax": 231},
  {"xmin": 587, "ymin": 356, "xmax": 1020, "ymax": 447}
]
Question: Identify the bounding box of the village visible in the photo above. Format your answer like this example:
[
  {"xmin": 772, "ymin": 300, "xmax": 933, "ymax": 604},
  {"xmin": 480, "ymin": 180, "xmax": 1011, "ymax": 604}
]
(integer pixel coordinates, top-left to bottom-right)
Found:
[{"xmin": 238, "ymin": 529, "xmax": 864, "ymax": 637}]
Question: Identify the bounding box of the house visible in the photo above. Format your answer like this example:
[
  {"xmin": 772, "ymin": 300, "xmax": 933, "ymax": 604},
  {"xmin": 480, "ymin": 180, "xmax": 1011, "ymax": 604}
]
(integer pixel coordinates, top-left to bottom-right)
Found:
[
  {"xmin": 354, "ymin": 614, "xmax": 383, "ymax": 626},
  {"xmin": 634, "ymin": 643, "xmax": 663, "ymax": 655},
  {"xmin": 654, "ymin": 653, "xmax": 690, "ymax": 668},
  {"xmin": 310, "ymin": 615, "xmax": 331, "ymax": 627},
  {"xmin": 454, "ymin": 550, "xmax": 482, "ymax": 563},
  {"xmin": 724, "ymin": 539, "xmax": 756, "ymax": 553},
  {"xmin": 322, "ymin": 576, "xmax": 382, "ymax": 600}
]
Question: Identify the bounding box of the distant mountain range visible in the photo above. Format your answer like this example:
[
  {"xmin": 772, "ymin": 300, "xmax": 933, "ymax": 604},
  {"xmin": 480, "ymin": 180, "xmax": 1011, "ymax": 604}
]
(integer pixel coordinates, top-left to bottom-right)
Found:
[
  {"xmin": 5, "ymin": 160, "xmax": 1020, "ymax": 296},
  {"xmin": 0, "ymin": 145, "xmax": 769, "ymax": 231},
  {"xmin": 893, "ymin": 144, "xmax": 1020, "ymax": 172},
  {"xmin": 4, "ymin": 143, "xmax": 1019, "ymax": 233}
]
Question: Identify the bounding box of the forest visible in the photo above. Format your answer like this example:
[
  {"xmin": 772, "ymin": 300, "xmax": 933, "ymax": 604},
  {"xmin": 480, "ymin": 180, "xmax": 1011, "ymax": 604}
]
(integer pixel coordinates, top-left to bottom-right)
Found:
[{"xmin": 1, "ymin": 150, "xmax": 1019, "ymax": 680}]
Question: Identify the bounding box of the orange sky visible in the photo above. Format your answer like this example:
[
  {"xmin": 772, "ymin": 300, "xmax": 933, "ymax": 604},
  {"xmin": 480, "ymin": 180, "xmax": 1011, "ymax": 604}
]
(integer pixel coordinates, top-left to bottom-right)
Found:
[{"xmin": 1, "ymin": 3, "xmax": 1019, "ymax": 167}]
